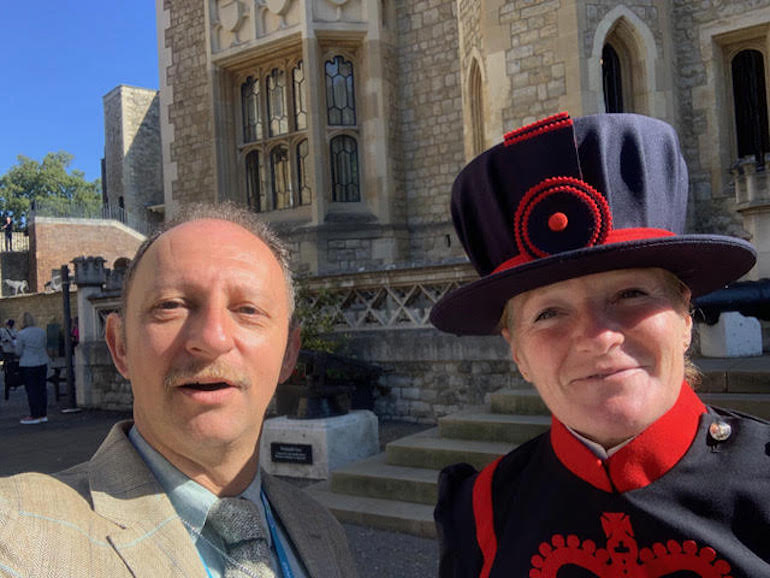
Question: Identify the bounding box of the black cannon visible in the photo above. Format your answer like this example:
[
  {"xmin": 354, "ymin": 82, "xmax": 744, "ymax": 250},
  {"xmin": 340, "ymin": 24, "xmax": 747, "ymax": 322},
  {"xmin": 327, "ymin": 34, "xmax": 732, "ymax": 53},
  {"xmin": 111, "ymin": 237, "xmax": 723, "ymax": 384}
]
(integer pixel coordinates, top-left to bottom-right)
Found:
[
  {"xmin": 276, "ymin": 349, "xmax": 383, "ymax": 419},
  {"xmin": 693, "ymin": 279, "xmax": 770, "ymax": 325}
]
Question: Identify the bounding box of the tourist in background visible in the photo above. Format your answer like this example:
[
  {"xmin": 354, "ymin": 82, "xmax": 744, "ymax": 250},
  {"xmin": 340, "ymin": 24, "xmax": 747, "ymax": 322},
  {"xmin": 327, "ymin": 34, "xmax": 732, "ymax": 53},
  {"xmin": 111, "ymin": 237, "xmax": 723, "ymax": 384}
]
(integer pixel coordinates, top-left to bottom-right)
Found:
[
  {"xmin": 2, "ymin": 216, "xmax": 13, "ymax": 252},
  {"xmin": 15, "ymin": 312, "xmax": 50, "ymax": 424}
]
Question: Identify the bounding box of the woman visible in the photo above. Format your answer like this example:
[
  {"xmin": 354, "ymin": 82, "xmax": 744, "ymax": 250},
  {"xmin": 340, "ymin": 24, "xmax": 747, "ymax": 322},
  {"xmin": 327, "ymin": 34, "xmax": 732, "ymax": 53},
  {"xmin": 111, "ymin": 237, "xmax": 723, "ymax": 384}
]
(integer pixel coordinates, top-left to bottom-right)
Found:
[
  {"xmin": 16, "ymin": 312, "xmax": 50, "ymax": 424},
  {"xmin": 430, "ymin": 113, "xmax": 769, "ymax": 576}
]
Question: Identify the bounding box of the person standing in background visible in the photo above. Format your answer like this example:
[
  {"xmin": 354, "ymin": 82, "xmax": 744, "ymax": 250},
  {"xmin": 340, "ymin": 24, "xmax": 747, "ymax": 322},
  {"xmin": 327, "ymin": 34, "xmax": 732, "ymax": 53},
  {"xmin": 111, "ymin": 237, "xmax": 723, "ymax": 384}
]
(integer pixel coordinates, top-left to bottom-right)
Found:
[
  {"xmin": 15, "ymin": 312, "xmax": 50, "ymax": 424},
  {"xmin": 2, "ymin": 216, "xmax": 13, "ymax": 252}
]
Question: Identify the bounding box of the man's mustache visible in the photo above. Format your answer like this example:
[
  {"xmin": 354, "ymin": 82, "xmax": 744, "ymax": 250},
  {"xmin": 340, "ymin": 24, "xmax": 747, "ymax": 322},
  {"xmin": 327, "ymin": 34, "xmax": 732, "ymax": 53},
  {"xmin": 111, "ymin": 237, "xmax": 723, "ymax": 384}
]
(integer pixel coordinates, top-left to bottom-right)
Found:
[{"xmin": 163, "ymin": 362, "xmax": 251, "ymax": 390}]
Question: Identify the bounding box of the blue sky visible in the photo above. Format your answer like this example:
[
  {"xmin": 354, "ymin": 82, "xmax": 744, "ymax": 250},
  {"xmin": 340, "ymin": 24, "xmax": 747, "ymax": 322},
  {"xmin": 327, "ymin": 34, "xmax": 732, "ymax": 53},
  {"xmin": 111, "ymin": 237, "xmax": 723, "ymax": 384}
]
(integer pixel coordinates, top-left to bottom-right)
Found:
[{"xmin": 1, "ymin": 1, "xmax": 159, "ymax": 183}]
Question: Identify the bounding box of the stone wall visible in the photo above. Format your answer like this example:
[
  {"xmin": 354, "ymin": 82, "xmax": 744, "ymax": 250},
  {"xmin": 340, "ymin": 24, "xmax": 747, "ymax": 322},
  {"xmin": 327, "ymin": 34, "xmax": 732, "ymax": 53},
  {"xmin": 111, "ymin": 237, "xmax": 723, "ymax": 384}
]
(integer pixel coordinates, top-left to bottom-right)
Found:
[
  {"xmin": 670, "ymin": 1, "xmax": 770, "ymax": 239},
  {"xmin": 30, "ymin": 218, "xmax": 144, "ymax": 294},
  {"xmin": 395, "ymin": 0, "xmax": 468, "ymax": 264},
  {"xmin": 161, "ymin": 0, "xmax": 217, "ymax": 214},
  {"xmin": 0, "ymin": 290, "xmax": 78, "ymax": 340},
  {"xmin": 77, "ymin": 340, "xmax": 132, "ymax": 411},
  {"xmin": 347, "ymin": 329, "xmax": 527, "ymax": 423},
  {"xmin": 103, "ymin": 85, "xmax": 164, "ymax": 227}
]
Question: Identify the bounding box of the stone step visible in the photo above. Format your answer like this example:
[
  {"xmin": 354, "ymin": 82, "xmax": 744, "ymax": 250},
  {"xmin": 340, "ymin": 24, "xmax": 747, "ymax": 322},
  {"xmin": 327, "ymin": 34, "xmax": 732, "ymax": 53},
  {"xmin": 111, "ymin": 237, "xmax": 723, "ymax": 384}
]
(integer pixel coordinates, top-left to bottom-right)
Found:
[
  {"xmin": 307, "ymin": 480, "xmax": 437, "ymax": 538},
  {"xmin": 488, "ymin": 389, "xmax": 549, "ymax": 415},
  {"xmin": 386, "ymin": 427, "xmax": 514, "ymax": 471},
  {"xmin": 694, "ymin": 356, "xmax": 770, "ymax": 393},
  {"xmin": 698, "ymin": 392, "xmax": 770, "ymax": 420},
  {"xmin": 329, "ymin": 452, "xmax": 440, "ymax": 505},
  {"xmin": 438, "ymin": 409, "xmax": 550, "ymax": 443}
]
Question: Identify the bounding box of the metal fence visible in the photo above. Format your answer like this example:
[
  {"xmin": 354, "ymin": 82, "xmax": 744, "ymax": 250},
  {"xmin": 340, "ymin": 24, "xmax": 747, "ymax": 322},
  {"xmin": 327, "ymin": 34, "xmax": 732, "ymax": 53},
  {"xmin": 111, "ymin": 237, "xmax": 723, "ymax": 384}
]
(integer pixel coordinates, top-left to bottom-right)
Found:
[{"xmin": 30, "ymin": 200, "xmax": 150, "ymax": 236}]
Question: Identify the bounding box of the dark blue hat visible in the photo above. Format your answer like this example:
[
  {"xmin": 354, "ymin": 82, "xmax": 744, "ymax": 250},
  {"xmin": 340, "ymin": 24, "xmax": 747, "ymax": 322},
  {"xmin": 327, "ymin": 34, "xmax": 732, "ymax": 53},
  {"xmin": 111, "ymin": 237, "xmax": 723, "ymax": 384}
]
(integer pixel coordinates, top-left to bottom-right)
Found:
[{"xmin": 430, "ymin": 112, "xmax": 756, "ymax": 335}]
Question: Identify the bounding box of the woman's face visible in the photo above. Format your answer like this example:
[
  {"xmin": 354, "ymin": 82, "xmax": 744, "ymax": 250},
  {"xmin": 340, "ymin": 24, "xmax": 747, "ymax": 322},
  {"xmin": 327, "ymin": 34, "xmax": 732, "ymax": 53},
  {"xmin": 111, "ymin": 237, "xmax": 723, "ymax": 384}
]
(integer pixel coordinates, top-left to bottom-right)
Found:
[{"xmin": 502, "ymin": 268, "xmax": 692, "ymax": 448}]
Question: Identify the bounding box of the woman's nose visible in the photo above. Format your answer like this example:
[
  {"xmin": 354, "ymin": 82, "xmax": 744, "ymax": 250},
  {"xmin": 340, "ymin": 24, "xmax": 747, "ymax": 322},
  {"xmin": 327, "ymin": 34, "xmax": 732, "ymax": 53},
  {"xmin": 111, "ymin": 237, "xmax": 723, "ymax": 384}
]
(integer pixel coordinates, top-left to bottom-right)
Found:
[{"xmin": 573, "ymin": 307, "xmax": 624, "ymax": 354}]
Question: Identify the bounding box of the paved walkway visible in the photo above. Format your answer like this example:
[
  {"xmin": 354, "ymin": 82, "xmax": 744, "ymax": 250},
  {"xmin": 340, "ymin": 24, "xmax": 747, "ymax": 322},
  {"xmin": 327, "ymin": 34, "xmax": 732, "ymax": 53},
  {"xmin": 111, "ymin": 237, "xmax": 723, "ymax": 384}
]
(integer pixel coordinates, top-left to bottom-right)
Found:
[{"xmin": 0, "ymin": 384, "xmax": 438, "ymax": 577}]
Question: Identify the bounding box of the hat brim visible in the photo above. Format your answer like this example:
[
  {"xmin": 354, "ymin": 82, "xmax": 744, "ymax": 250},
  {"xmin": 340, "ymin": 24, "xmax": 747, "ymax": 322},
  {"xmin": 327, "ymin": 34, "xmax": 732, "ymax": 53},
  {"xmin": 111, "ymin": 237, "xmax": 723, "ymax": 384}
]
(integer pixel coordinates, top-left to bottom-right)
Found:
[{"xmin": 429, "ymin": 235, "xmax": 757, "ymax": 335}]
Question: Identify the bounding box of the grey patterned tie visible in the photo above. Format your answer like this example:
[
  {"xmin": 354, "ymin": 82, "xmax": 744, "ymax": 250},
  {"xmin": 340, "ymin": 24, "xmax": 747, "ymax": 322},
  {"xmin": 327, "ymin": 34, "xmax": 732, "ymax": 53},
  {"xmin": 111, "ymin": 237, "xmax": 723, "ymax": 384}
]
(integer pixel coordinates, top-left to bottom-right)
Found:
[{"xmin": 206, "ymin": 497, "xmax": 276, "ymax": 578}]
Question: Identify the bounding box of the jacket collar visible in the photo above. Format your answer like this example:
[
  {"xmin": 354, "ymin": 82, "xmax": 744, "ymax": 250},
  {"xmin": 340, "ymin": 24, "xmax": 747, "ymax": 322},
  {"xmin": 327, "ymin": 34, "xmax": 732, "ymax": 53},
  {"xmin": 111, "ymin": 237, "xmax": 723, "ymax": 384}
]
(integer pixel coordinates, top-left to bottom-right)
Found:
[
  {"xmin": 550, "ymin": 382, "xmax": 706, "ymax": 493},
  {"xmin": 88, "ymin": 420, "xmax": 206, "ymax": 576}
]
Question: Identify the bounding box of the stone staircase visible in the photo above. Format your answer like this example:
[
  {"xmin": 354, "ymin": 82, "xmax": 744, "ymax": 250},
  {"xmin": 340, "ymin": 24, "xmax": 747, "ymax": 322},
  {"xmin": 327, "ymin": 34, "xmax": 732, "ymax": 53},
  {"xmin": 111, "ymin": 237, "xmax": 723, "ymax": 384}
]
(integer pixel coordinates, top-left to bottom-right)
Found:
[{"xmin": 307, "ymin": 360, "xmax": 770, "ymax": 538}]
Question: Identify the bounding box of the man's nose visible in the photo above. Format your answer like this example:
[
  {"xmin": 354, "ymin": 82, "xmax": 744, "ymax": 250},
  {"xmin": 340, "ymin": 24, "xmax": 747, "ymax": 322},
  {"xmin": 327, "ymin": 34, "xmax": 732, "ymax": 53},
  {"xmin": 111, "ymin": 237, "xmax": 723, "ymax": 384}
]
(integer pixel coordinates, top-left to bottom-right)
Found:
[{"xmin": 184, "ymin": 303, "xmax": 235, "ymax": 358}]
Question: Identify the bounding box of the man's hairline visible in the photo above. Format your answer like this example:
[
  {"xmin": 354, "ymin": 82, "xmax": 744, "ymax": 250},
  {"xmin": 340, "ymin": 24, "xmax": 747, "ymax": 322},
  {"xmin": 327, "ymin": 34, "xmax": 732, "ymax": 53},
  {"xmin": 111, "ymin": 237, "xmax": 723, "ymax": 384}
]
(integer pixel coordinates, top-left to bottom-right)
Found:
[{"xmin": 120, "ymin": 217, "xmax": 296, "ymax": 323}]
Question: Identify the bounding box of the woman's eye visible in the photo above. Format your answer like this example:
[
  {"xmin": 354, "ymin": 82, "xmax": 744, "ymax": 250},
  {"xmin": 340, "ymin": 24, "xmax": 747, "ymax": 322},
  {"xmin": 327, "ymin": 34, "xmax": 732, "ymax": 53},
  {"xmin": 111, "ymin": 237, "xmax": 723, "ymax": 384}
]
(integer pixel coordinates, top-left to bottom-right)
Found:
[
  {"xmin": 534, "ymin": 308, "xmax": 558, "ymax": 322},
  {"xmin": 618, "ymin": 288, "xmax": 647, "ymax": 300}
]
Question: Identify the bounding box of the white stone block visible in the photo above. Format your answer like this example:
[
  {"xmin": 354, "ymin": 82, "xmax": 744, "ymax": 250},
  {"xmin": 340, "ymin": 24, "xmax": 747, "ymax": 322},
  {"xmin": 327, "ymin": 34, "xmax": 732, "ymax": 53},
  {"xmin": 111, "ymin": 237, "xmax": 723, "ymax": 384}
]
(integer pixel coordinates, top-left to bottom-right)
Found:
[
  {"xmin": 698, "ymin": 312, "xmax": 763, "ymax": 358},
  {"xmin": 260, "ymin": 410, "xmax": 379, "ymax": 479}
]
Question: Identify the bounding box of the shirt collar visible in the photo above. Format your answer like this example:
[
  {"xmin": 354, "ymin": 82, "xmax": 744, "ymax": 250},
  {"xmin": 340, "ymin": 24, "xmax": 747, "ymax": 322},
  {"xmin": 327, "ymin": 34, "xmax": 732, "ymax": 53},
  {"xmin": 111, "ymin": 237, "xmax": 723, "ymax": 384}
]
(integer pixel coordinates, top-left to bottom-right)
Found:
[
  {"xmin": 550, "ymin": 381, "xmax": 706, "ymax": 493},
  {"xmin": 128, "ymin": 426, "xmax": 265, "ymax": 543}
]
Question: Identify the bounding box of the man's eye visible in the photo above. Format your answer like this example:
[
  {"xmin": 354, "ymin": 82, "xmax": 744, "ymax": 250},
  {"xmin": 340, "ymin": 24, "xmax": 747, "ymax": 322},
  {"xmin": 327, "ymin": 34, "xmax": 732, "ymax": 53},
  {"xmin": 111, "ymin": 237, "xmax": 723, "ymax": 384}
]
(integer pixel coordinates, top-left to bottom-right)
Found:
[
  {"xmin": 157, "ymin": 301, "xmax": 182, "ymax": 310},
  {"xmin": 237, "ymin": 305, "xmax": 259, "ymax": 315}
]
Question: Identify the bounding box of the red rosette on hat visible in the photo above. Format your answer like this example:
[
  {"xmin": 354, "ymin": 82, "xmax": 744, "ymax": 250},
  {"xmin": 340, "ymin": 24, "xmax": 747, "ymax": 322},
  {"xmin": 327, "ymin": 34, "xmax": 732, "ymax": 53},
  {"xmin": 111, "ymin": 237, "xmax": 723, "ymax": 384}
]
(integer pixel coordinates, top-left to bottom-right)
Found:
[{"xmin": 515, "ymin": 177, "xmax": 612, "ymax": 262}]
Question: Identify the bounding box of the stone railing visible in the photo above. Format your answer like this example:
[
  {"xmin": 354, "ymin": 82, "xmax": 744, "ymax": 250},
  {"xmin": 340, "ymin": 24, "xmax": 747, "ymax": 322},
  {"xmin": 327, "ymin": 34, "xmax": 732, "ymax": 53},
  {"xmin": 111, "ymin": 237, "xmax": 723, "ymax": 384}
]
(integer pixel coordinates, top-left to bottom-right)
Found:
[
  {"xmin": 732, "ymin": 154, "xmax": 770, "ymax": 208},
  {"xmin": 299, "ymin": 262, "xmax": 477, "ymax": 331}
]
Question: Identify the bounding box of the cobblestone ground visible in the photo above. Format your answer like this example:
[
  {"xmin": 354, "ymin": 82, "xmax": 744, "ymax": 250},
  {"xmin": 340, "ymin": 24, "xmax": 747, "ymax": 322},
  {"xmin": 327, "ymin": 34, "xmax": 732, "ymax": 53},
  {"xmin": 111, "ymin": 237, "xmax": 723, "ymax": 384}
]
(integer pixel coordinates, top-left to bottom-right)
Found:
[{"xmin": 0, "ymin": 386, "xmax": 439, "ymax": 577}]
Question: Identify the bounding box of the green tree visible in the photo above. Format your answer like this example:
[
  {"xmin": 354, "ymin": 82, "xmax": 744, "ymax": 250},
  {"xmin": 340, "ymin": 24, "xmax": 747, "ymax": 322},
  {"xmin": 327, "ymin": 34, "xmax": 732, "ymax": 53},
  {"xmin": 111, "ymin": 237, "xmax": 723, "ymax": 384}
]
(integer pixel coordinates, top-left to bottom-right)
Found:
[{"xmin": 0, "ymin": 152, "xmax": 102, "ymax": 227}]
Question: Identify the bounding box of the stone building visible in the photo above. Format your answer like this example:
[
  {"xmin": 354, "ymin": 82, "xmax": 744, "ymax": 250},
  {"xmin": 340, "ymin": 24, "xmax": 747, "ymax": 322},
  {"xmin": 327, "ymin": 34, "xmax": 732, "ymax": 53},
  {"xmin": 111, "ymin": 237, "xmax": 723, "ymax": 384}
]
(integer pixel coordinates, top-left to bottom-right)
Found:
[
  {"xmin": 142, "ymin": 0, "xmax": 770, "ymax": 422},
  {"xmin": 102, "ymin": 85, "xmax": 164, "ymax": 230}
]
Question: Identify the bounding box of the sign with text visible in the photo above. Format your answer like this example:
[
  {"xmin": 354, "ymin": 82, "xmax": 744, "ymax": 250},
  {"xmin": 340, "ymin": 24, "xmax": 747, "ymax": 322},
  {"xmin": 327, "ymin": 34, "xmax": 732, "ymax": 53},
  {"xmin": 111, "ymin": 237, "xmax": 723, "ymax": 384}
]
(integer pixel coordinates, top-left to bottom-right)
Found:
[{"xmin": 271, "ymin": 442, "xmax": 313, "ymax": 464}]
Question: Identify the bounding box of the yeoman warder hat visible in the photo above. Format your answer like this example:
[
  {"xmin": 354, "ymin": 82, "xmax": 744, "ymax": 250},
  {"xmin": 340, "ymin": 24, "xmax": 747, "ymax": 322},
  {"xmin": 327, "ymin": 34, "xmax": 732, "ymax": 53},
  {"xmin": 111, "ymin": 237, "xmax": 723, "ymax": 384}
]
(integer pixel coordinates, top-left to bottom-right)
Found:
[{"xmin": 429, "ymin": 112, "xmax": 756, "ymax": 335}]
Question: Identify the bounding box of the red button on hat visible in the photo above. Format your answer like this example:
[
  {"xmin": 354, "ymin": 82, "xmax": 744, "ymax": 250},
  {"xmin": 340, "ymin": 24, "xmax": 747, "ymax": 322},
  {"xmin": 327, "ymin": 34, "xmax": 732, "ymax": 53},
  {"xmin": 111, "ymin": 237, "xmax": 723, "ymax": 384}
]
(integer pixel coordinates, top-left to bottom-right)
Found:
[{"xmin": 548, "ymin": 212, "xmax": 569, "ymax": 232}]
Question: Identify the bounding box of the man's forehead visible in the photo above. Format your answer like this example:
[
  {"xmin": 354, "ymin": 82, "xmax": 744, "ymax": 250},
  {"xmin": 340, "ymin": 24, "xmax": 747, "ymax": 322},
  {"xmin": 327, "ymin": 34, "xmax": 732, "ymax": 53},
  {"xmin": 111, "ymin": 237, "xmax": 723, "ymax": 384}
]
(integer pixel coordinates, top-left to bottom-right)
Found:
[{"xmin": 134, "ymin": 219, "xmax": 281, "ymax": 282}]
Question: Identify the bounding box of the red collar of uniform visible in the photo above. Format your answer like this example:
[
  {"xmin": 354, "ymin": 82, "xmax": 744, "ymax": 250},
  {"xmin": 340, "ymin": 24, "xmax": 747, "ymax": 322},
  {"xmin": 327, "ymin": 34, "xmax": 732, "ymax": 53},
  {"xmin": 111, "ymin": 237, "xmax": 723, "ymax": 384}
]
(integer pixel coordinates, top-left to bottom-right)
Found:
[{"xmin": 550, "ymin": 382, "xmax": 705, "ymax": 493}]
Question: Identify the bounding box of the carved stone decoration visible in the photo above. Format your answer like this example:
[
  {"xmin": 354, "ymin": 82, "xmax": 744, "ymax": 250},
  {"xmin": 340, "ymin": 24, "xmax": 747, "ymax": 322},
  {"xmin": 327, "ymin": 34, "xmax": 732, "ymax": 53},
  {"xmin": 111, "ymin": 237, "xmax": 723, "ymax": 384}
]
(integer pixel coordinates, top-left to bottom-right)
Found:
[
  {"xmin": 266, "ymin": 0, "xmax": 291, "ymax": 15},
  {"xmin": 218, "ymin": 0, "xmax": 246, "ymax": 33},
  {"xmin": 326, "ymin": 0, "xmax": 348, "ymax": 21}
]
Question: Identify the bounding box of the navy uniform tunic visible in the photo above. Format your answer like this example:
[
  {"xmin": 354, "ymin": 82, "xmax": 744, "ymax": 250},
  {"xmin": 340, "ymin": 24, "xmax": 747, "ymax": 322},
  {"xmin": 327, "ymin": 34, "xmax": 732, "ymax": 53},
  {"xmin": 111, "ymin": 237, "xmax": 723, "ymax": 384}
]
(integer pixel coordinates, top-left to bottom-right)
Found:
[{"xmin": 435, "ymin": 384, "xmax": 770, "ymax": 577}]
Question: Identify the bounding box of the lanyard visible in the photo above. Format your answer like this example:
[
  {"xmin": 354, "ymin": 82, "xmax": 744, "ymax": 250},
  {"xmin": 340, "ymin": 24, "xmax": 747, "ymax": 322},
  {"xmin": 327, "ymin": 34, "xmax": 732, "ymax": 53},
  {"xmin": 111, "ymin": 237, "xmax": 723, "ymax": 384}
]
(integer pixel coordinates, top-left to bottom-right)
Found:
[{"xmin": 261, "ymin": 489, "xmax": 295, "ymax": 578}]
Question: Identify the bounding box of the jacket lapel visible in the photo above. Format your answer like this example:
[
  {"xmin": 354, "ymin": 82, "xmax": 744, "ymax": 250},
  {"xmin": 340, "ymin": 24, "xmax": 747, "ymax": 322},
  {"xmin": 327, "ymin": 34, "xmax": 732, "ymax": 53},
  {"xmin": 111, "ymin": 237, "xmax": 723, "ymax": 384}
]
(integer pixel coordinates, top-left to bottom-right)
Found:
[
  {"xmin": 88, "ymin": 421, "xmax": 207, "ymax": 577},
  {"xmin": 262, "ymin": 472, "xmax": 339, "ymax": 578}
]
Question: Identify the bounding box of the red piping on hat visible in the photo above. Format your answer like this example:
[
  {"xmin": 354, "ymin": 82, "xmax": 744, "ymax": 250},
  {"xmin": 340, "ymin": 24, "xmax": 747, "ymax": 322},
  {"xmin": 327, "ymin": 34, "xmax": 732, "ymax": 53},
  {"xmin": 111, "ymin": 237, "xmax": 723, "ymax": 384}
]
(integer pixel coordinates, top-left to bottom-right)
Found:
[
  {"xmin": 503, "ymin": 112, "xmax": 572, "ymax": 147},
  {"xmin": 492, "ymin": 227, "xmax": 677, "ymax": 274}
]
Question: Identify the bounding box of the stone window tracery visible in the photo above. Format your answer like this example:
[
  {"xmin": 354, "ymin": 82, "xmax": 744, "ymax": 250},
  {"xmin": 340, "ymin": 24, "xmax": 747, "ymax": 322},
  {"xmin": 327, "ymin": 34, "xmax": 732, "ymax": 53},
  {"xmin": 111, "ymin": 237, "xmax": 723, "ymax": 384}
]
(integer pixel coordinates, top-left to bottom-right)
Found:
[
  {"xmin": 325, "ymin": 55, "xmax": 357, "ymax": 126},
  {"xmin": 238, "ymin": 57, "xmax": 311, "ymax": 212},
  {"xmin": 330, "ymin": 135, "xmax": 360, "ymax": 202}
]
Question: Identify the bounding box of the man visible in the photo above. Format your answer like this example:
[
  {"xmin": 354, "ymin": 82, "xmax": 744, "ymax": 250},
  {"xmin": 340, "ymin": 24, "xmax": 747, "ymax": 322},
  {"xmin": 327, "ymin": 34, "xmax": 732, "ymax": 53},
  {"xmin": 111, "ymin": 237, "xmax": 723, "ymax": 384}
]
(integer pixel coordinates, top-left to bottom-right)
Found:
[
  {"xmin": 430, "ymin": 113, "xmax": 769, "ymax": 577},
  {"xmin": 2, "ymin": 216, "xmax": 12, "ymax": 252},
  {"xmin": 0, "ymin": 203, "xmax": 358, "ymax": 577}
]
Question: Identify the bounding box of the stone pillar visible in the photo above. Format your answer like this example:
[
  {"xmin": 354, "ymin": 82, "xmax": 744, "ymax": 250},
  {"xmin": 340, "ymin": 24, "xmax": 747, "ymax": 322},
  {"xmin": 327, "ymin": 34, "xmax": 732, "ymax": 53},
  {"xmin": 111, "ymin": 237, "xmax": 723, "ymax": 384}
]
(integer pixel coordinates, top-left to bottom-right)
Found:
[
  {"xmin": 72, "ymin": 257, "xmax": 108, "ymax": 407},
  {"xmin": 733, "ymin": 156, "xmax": 770, "ymax": 279}
]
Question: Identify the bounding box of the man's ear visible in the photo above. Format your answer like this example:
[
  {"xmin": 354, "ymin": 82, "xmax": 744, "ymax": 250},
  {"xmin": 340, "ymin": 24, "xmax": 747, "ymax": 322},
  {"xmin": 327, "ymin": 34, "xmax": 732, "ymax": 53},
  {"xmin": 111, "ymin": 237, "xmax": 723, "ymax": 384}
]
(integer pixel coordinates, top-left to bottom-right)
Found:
[
  {"xmin": 105, "ymin": 312, "xmax": 130, "ymax": 380},
  {"xmin": 278, "ymin": 324, "xmax": 302, "ymax": 383}
]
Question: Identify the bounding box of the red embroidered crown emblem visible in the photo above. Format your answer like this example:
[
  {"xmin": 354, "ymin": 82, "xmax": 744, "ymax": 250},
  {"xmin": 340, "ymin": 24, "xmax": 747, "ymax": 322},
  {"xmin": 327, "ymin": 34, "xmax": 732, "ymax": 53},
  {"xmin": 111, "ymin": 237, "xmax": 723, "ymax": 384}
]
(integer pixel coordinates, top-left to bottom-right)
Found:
[{"xmin": 529, "ymin": 513, "xmax": 732, "ymax": 577}]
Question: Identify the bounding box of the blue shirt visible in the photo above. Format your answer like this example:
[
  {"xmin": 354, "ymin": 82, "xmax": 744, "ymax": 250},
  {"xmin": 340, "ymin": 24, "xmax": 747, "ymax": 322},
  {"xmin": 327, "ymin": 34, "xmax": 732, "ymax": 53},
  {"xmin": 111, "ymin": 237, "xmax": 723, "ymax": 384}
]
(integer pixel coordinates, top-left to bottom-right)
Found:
[{"xmin": 129, "ymin": 426, "xmax": 308, "ymax": 578}]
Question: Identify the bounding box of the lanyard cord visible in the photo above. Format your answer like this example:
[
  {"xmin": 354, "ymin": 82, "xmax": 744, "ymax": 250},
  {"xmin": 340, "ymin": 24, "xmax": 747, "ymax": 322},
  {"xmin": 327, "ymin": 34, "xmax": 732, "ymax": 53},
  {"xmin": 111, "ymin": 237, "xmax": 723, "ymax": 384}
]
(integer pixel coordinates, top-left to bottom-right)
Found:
[{"xmin": 261, "ymin": 489, "xmax": 295, "ymax": 578}]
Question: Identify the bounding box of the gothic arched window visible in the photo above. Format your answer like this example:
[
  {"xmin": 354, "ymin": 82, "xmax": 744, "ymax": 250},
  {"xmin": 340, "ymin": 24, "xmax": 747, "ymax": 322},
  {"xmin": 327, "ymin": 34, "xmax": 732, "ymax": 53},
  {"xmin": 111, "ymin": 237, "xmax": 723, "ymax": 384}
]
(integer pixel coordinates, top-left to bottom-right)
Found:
[{"xmin": 602, "ymin": 43, "xmax": 624, "ymax": 113}]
